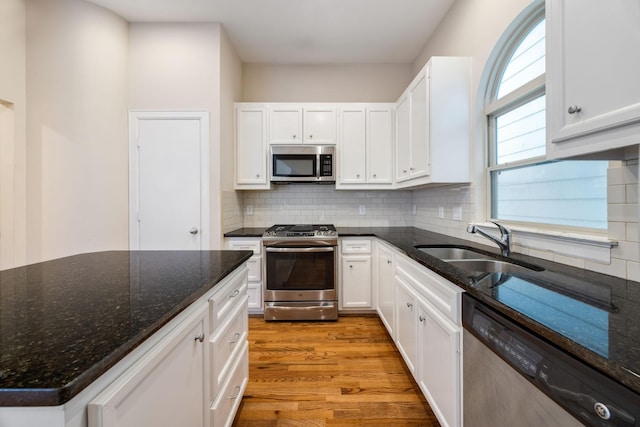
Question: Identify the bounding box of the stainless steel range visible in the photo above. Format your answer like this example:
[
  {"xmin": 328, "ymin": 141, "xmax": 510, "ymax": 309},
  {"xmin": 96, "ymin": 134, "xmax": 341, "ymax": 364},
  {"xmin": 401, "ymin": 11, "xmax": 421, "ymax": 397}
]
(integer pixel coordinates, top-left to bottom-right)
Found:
[{"xmin": 262, "ymin": 224, "xmax": 338, "ymax": 321}]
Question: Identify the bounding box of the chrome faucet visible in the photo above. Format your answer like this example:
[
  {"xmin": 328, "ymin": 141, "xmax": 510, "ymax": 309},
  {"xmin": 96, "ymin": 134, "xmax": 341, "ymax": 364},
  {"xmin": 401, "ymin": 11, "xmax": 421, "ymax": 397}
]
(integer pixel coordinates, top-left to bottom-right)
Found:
[{"xmin": 467, "ymin": 221, "xmax": 512, "ymax": 257}]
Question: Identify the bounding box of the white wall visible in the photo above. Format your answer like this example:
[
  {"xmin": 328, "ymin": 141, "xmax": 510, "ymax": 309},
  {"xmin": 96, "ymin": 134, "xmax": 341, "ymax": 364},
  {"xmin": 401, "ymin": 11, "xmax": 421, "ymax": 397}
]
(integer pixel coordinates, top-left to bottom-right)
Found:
[
  {"xmin": 0, "ymin": 0, "xmax": 27, "ymax": 269},
  {"xmin": 220, "ymin": 28, "xmax": 244, "ymax": 234},
  {"xmin": 25, "ymin": 0, "xmax": 129, "ymax": 263},
  {"xmin": 129, "ymin": 22, "xmax": 228, "ymax": 247},
  {"xmin": 242, "ymin": 63, "xmax": 413, "ymax": 102}
]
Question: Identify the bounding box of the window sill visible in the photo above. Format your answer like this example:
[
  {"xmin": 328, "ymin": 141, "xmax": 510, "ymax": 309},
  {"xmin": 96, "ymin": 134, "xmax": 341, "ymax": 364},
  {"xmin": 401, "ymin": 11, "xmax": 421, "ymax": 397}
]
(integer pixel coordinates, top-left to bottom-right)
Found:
[{"xmin": 473, "ymin": 223, "xmax": 617, "ymax": 264}]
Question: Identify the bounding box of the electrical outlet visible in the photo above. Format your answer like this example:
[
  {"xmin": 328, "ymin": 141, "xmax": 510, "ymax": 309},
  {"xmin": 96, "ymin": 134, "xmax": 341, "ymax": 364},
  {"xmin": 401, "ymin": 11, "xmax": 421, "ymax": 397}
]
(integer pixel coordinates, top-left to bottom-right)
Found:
[
  {"xmin": 246, "ymin": 205, "xmax": 253, "ymax": 215},
  {"xmin": 453, "ymin": 206, "xmax": 462, "ymax": 221},
  {"xmin": 438, "ymin": 206, "xmax": 445, "ymax": 219},
  {"xmin": 359, "ymin": 205, "xmax": 366, "ymax": 215}
]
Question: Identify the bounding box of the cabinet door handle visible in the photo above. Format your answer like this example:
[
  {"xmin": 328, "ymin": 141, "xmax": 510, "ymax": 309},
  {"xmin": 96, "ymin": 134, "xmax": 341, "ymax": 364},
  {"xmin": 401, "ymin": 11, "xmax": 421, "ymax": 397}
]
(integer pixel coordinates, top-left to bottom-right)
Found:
[
  {"xmin": 228, "ymin": 332, "xmax": 241, "ymax": 344},
  {"xmin": 349, "ymin": 265, "xmax": 353, "ymax": 269},
  {"xmin": 419, "ymin": 315, "xmax": 426, "ymax": 322},
  {"xmin": 567, "ymin": 105, "xmax": 582, "ymax": 114},
  {"xmin": 309, "ymin": 134, "xmax": 313, "ymax": 139},
  {"xmin": 228, "ymin": 385, "xmax": 242, "ymax": 400},
  {"xmin": 194, "ymin": 333, "xmax": 205, "ymax": 343},
  {"xmin": 293, "ymin": 134, "xmax": 297, "ymax": 139},
  {"xmin": 406, "ymin": 302, "xmax": 413, "ymax": 308},
  {"xmin": 387, "ymin": 260, "xmax": 392, "ymax": 264},
  {"xmin": 230, "ymin": 289, "xmax": 240, "ymax": 298}
]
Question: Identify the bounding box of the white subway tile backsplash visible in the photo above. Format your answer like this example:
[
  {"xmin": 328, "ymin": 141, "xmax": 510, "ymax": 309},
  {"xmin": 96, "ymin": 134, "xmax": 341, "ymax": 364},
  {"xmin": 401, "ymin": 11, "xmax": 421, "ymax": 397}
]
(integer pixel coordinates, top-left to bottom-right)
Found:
[
  {"xmin": 229, "ymin": 159, "xmax": 639, "ymax": 280},
  {"xmin": 607, "ymin": 184, "xmax": 626, "ymax": 204}
]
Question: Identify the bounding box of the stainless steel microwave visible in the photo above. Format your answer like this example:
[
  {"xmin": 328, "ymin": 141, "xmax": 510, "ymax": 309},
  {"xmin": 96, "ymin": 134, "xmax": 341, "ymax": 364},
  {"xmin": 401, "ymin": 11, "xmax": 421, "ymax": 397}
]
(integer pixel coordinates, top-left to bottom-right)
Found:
[{"xmin": 270, "ymin": 145, "xmax": 335, "ymax": 183}]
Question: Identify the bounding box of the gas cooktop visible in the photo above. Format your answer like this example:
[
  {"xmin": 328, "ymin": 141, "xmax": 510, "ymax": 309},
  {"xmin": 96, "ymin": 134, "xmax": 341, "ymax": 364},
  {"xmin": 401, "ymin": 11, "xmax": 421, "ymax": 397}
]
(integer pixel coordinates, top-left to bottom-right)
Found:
[{"xmin": 263, "ymin": 224, "xmax": 337, "ymax": 238}]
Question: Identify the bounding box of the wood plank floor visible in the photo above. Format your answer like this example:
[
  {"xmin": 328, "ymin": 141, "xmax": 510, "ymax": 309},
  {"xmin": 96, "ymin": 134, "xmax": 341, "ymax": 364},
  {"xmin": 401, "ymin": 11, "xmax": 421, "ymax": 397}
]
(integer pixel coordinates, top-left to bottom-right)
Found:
[{"xmin": 232, "ymin": 315, "xmax": 440, "ymax": 427}]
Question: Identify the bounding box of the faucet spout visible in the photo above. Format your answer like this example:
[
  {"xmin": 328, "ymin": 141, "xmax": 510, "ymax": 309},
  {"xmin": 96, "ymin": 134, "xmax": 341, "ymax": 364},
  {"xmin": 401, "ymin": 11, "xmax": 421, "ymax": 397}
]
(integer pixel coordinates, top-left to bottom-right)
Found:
[{"xmin": 466, "ymin": 221, "xmax": 512, "ymax": 257}]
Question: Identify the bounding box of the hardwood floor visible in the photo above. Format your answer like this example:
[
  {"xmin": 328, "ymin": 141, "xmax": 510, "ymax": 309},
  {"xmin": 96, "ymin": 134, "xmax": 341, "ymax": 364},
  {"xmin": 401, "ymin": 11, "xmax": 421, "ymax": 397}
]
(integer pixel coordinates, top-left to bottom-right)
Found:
[{"xmin": 232, "ymin": 315, "xmax": 440, "ymax": 427}]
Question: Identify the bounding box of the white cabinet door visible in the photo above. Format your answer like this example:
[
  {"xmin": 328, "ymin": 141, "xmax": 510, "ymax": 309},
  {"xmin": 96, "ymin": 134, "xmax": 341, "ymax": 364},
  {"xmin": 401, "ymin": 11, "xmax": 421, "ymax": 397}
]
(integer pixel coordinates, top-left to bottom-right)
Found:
[
  {"xmin": 337, "ymin": 104, "xmax": 394, "ymax": 189},
  {"xmin": 270, "ymin": 106, "xmax": 302, "ymax": 144},
  {"xmin": 367, "ymin": 106, "xmax": 394, "ymax": 184},
  {"xmin": 338, "ymin": 107, "xmax": 367, "ymax": 184},
  {"xmin": 375, "ymin": 242, "xmax": 395, "ymax": 337},
  {"xmin": 395, "ymin": 57, "xmax": 471, "ymax": 188},
  {"xmin": 418, "ymin": 300, "xmax": 461, "ymax": 427},
  {"xmin": 394, "ymin": 275, "xmax": 418, "ymax": 375},
  {"xmin": 546, "ymin": 0, "xmax": 640, "ymax": 159},
  {"xmin": 395, "ymin": 94, "xmax": 411, "ymax": 182},
  {"xmin": 235, "ymin": 106, "xmax": 269, "ymax": 189},
  {"xmin": 88, "ymin": 306, "xmax": 207, "ymax": 427},
  {"xmin": 304, "ymin": 106, "xmax": 337, "ymax": 144},
  {"xmin": 409, "ymin": 71, "xmax": 430, "ymax": 179},
  {"xmin": 341, "ymin": 255, "xmax": 372, "ymax": 309}
]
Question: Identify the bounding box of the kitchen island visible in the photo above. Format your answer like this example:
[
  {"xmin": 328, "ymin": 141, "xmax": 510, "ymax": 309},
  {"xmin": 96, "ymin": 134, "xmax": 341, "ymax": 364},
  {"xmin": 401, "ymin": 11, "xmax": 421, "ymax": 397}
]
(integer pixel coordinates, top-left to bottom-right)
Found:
[{"xmin": 0, "ymin": 250, "xmax": 252, "ymax": 426}]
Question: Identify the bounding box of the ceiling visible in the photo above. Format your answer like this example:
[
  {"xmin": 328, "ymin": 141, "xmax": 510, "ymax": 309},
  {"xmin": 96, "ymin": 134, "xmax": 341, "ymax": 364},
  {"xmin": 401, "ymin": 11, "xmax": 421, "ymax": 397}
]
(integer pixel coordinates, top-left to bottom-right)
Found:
[{"xmin": 85, "ymin": 0, "xmax": 455, "ymax": 64}]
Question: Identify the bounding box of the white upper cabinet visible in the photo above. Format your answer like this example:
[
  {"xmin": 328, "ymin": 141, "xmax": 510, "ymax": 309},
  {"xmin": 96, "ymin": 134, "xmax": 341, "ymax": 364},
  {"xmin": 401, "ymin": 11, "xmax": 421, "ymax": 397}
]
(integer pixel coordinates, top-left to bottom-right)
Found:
[
  {"xmin": 337, "ymin": 104, "xmax": 394, "ymax": 189},
  {"xmin": 546, "ymin": 0, "xmax": 640, "ymax": 159},
  {"xmin": 395, "ymin": 57, "xmax": 471, "ymax": 188},
  {"xmin": 235, "ymin": 105, "xmax": 269, "ymax": 190},
  {"xmin": 269, "ymin": 104, "xmax": 336, "ymax": 145},
  {"xmin": 269, "ymin": 105, "xmax": 302, "ymax": 144}
]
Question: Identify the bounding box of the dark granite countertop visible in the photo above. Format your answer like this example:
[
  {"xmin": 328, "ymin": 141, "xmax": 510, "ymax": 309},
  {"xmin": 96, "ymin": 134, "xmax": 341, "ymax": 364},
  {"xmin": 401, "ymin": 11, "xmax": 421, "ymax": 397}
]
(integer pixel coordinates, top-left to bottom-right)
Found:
[
  {"xmin": 0, "ymin": 250, "xmax": 253, "ymax": 407},
  {"xmin": 337, "ymin": 226, "xmax": 640, "ymax": 396},
  {"xmin": 224, "ymin": 228, "xmax": 266, "ymax": 238}
]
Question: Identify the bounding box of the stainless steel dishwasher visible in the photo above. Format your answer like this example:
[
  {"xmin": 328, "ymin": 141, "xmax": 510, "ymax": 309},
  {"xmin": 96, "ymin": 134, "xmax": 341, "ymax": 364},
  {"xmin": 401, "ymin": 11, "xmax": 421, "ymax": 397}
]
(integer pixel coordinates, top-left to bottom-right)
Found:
[{"xmin": 463, "ymin": 294, "xmax": 639, "ymax": 427}]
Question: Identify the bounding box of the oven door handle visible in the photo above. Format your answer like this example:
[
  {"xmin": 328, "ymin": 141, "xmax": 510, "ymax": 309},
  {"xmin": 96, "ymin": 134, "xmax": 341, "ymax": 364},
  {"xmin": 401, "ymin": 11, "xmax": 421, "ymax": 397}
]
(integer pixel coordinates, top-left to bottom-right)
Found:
[{"xmin": 265, "ymin": 246, "xmax": 335, "ymax": 253}]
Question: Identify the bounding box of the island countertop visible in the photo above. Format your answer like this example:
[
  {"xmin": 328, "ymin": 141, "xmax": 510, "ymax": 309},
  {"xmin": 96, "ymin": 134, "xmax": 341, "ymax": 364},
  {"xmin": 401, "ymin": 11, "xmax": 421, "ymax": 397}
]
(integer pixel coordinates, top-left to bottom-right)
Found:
[{"xmin": 0, "ymin": 250, "xmax": 253, "ymax": 407}]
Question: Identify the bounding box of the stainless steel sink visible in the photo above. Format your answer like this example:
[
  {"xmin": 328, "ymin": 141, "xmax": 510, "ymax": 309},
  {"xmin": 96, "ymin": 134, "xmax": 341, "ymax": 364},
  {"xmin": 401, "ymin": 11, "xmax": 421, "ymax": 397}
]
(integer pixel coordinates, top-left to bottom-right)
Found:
[
  {"xmin": 446, "ymin": 259, "xmax": 544, "ymax": 274},
  {"xmin": 415, "ymin": 246, "xmax": 493, "ymax": 260}
]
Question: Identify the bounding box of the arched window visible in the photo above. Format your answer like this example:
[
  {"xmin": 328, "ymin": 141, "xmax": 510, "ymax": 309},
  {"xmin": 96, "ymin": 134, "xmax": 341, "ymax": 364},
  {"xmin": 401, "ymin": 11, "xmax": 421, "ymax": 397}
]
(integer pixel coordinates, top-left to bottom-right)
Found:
[{"xmin": 485, "ymin": 2, "xmax": 608, "ymax": 230}]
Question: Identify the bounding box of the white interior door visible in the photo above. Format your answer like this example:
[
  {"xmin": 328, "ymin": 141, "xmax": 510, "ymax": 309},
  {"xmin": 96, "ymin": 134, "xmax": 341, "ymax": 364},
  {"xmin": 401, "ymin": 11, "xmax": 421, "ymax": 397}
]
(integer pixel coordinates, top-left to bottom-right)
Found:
[{"xmin": 129, "ymin": 111, "xmax": 209, "ymax": 250}]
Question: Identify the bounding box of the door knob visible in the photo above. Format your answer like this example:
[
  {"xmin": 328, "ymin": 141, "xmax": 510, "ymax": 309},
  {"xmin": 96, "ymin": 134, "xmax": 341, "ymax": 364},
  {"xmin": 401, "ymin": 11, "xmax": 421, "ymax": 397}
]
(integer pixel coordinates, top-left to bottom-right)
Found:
[{"xmin": 189, "ymin": 227, "xmax": 199, "ymax": 235}]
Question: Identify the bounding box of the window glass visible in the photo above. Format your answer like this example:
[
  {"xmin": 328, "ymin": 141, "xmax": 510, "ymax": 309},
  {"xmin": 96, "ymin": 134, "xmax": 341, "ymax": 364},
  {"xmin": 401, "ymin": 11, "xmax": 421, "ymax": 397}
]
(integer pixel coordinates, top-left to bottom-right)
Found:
[
  {"xmin": 495, "ymin": 95, "xmax": 546, "ymax": 164},
  {"xmin": 488, "ymin": 14, "xmax": 608, "ymax": 230},
  {"xmin": 497, "ymin": 20, "xmax": 545, "ymax": 99},
  {"xmin": 491, "ymin": 162, "xmax": 608, "ymax": 229}
]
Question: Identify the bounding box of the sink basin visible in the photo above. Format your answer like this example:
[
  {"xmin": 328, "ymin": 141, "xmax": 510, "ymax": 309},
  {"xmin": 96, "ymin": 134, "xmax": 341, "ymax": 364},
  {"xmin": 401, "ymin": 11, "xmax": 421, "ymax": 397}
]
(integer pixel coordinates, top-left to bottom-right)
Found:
[
  {"xmin": 446, "ymin": 259, "xmax": 544, "ymax": 275},
  {"xmin": 415, "ymin": 245, "xmax": 493, "ymax": 260}
]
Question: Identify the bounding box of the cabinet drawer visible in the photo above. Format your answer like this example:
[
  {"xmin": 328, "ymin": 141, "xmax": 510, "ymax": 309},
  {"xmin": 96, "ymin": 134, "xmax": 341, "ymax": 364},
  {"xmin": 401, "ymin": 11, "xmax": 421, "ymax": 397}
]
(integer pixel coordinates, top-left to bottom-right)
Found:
[
  {"xmin": 210, "ymin": 342, "xmax": 248, "ymax": 427},
  {"xmin": 209, "ymin": 269, "xmax": 248, "ymax": 332},
  {"xmin": 246, "ymin": 256, "xmax": 262, "ymax": 282},
  {"xmin": 396, "ymin": 256, "xmax": 462, "ymax": 324},
  {"xmin": 210, "ymin": 299, "xmax": 248, "ymax": 400},
  {"xmin": 341, "ymin": 239, "xmax": 372, "ymax": 254},
  {"xmin": 226, "ymin": 239, "xmax": 262, "ymax": 255}
]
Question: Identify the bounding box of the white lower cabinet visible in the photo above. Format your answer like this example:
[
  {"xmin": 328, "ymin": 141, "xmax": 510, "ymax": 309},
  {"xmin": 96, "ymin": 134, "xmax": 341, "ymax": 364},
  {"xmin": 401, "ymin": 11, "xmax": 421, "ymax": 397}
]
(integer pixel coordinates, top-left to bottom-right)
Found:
[
  {"xmin": 88, "ymin": 305, "xmax": 208, "ymax": 427},
  {"xmin": 417, "ymin": 299, "xmax": 461, "ymax": 427},
  {"xmin": 339, "ymin": 238, "xmax": 373, "ymax": 310},
  {"xmin": 394, "ymin": 274, "xmax": 418, "ymax": 375},
  {"xmin": 375, "ymin": 241, "xmax": 395, "ymax": 337},
  {"xmin": 89, "ymin": 266, "xmax": 249, "ymax": 427},
  {"xmin": 392, "ymin": 250, "xmax": 463, "ymax": 427},
  {"xmin": 225, "ymin": 238, "xmax": 263, "ymax": 314}
]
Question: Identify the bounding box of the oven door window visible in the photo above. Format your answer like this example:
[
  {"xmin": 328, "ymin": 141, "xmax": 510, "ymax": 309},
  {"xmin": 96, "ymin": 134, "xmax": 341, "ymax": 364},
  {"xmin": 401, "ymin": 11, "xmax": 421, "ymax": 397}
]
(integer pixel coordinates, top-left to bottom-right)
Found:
[
  {"xmin": 273, "ymin": 155, "xmax": 316, "ymax": 177},
  {"xmin": 266, "ymin": 250, "xmax": 335, "ymax": 291}
]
